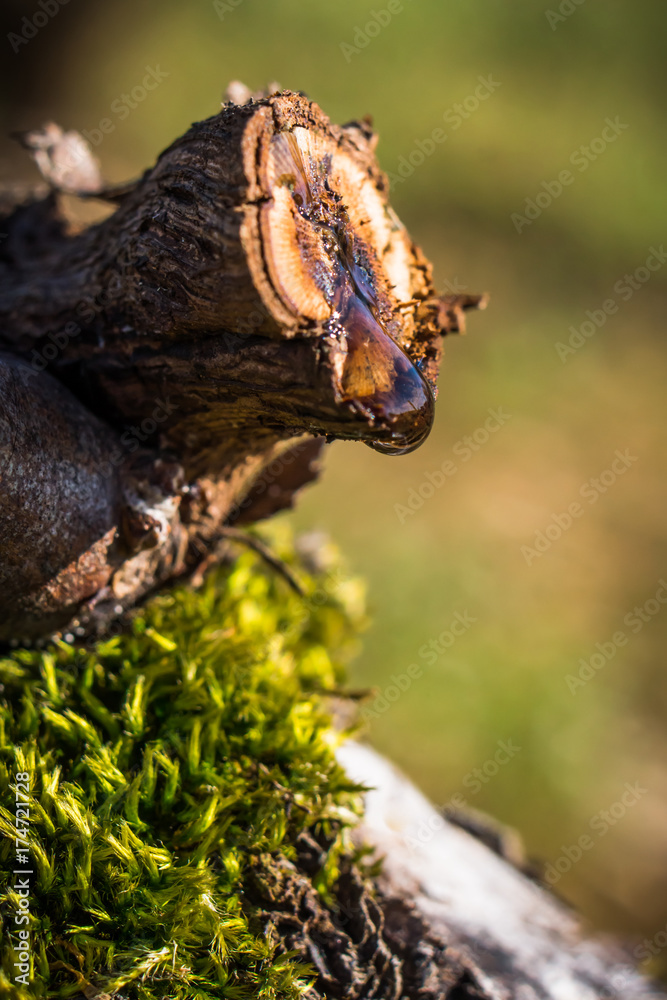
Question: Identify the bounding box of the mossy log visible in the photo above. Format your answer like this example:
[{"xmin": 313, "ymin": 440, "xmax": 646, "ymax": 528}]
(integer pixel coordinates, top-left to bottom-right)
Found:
[{"xmin": 0, "ymin": 89, "xmax": 484, "ymax": 642}]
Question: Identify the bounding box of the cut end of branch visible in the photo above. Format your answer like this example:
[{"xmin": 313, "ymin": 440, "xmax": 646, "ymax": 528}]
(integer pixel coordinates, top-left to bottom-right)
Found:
[{"xmin": 0, "ymin": 88, "xmax": 488, "ymax": 639}]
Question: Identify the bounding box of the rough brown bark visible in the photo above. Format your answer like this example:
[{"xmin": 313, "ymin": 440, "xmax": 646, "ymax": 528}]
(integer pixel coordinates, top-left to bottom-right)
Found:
[{"xmin": 0, "ymin": 89, "xmax": 485, "ymax": 641}]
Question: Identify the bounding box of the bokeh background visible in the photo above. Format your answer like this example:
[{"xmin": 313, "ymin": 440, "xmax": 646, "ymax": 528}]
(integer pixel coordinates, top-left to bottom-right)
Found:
[{"xmin": 2, "ymin": 0, "xmax": 666, "ymax": 977}]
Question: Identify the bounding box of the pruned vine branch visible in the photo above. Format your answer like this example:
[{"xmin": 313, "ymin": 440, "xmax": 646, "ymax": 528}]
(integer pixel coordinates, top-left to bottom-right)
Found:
[{"xmin": 0, "ymin": 88, "xmax": 485, "ymax": 641}]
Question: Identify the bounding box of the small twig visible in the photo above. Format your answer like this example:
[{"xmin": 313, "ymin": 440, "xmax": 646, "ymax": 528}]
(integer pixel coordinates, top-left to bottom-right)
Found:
[
  {"xmin": 195, "ymin": 527, "xmax": 305, "ymax": 596},
  {"xmin": 13, "ymin": 122, "xmax": 103, "ymax": 196},
  {"xmin": 434, "ymin": 292, "xmax": 489, "ymax": 335}
]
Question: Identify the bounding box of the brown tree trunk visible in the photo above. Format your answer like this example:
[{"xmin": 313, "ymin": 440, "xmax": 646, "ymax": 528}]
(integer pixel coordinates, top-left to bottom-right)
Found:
[{"xmin": 0, "ymin": 89, "xmax": 482, "ymax": 641}]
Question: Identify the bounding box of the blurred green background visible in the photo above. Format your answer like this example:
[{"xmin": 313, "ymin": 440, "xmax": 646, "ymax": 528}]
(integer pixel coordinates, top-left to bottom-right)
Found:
[{"xmin": 1, "ymin": 0, "xmax": 666, "ymax": 975}]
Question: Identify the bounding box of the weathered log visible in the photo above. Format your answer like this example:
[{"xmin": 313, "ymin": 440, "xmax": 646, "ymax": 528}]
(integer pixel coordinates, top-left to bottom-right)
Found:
[
  {"xmin": 0, "ymin": 89, "xmax": 486, "ymax": 641},
  {"xmin": 339, "ymin": 742, "xmax": 666, "ymax": 1000}
]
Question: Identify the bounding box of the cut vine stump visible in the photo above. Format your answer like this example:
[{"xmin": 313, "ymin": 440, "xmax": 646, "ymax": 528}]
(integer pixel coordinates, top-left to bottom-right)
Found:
[{"xmin": 0, "ymin": 86, "xmax": 482, "ymax": 641}]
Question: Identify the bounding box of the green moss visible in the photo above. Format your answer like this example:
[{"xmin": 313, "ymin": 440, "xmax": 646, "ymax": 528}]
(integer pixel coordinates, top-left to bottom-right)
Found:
[{"xmin": 0, "ymin": 526, "xmax": 367, "ymax": 1000}]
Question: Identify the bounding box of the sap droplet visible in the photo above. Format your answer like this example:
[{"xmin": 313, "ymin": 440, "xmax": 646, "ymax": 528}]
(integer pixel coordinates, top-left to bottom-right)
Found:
[
  {"xmin": 326, "ymin": 230, "xmax": 434, "ymax": 455},
  {"xmin": 334, "ymin": 288, "xmax": 434, "ymax": 455},
  {"xmin": 269, "ymin": 131, "xmax": 435, "ymax": 455}
]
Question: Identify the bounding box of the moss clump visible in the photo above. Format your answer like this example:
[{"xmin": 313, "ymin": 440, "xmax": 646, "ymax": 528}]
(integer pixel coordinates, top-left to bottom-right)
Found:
[{"xmin": 0, "ymin": 526, "xmax": 367, "ymax": 1000}]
